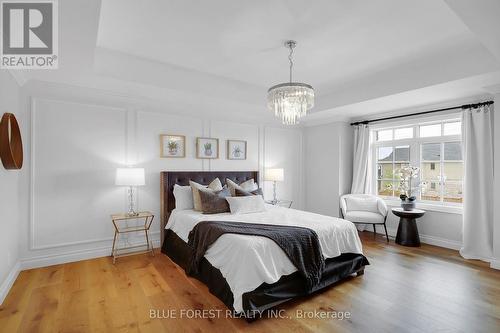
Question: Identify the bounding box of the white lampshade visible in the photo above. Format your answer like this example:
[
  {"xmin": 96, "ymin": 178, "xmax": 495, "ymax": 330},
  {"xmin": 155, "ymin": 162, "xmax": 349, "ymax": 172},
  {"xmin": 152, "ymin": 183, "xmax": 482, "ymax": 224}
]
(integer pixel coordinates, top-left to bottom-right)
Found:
[
  {"xmin": 265, "ymin": 168, "xmax": 284, "ymax": 182},
  {"xmin": 115, "ymin": 168, "xmax": 145, "ymax": 186}
]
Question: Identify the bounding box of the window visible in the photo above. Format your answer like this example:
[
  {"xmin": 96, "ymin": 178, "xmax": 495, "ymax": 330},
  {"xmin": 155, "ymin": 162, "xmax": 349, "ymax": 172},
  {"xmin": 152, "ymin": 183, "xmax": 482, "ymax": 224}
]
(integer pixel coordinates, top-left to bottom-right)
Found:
[
  {"xmin": 443, "ymin": 122, "xmax": 461, "ymax": 136},
  {"xmin": 376, "ymin": 146, "xmax": 409, "ymax": 196},
  {"xmin": 419, "ymin": 124, "xmax": 441, "ymax": 137},
  {"xmin": 373, "ymin": 118, "xmax": 463, "ymax": 205}
]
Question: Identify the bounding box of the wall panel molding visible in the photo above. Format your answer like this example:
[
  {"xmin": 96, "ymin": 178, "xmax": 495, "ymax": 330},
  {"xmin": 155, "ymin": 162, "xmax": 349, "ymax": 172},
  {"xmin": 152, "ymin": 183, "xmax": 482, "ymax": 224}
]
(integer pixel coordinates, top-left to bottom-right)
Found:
[
  {"xmin": 25, "ymin": 96, "xmax": 302, "ymax": 264},
  {"xmin": 29, "ymin": 98, "xmax": 128, "ymax": 250}
]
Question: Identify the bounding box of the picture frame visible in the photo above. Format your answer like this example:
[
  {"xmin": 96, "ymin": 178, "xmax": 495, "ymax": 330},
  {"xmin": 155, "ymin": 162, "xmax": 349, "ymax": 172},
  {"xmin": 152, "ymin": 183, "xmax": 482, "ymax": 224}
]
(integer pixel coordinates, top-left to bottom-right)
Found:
[
  {"xmin": 196, "ymin": 137, "xmax": 219, "ymax": 159},
  {"xmin": 227, "ymin": 140, "xmax": 247, "ymax": 160},
  {"xmin": 160, "ymin": 134, "xmax": 186, "ymax": 158}
]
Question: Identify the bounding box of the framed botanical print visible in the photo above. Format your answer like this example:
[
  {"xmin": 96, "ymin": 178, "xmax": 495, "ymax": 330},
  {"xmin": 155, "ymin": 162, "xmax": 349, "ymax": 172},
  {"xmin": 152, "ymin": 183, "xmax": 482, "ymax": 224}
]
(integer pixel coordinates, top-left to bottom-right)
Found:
[
  {"xmin": 227, "ymin": 140, "xmax": 247, "ymax": 160},
  {"xmin": 160, "ymin": 134, "xmax": 185, "ymax": 158},
  {"xmin": 196, "ymin": 137, "xmax": 219, "ymax": 159}
]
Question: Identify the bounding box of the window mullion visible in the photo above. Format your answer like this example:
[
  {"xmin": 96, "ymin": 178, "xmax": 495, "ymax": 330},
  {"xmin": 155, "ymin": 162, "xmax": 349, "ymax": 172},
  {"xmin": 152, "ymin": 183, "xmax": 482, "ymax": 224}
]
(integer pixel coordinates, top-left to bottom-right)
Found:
[{"xmin": 412, "ymin": 140, "xmax": 420, "ymax": 199}]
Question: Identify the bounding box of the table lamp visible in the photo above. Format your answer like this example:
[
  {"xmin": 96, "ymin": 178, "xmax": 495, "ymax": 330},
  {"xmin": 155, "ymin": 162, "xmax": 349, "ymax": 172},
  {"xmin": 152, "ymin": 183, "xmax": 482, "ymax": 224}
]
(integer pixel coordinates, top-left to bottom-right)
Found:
[
  {"xmin": 115, "ymin": 167, "xmax": 145, "ymax": 216},
  {"xmin": 265, "ymin": 168, "xmax": 284, "ymax": 204}
]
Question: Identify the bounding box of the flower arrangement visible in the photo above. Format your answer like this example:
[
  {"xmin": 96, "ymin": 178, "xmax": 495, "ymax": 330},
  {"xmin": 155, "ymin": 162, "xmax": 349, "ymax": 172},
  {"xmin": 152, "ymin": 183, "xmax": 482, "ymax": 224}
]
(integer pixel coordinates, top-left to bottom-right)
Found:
[{"xmin": 388, "ymin": 166, "xmax": 427, "ymax": 209}]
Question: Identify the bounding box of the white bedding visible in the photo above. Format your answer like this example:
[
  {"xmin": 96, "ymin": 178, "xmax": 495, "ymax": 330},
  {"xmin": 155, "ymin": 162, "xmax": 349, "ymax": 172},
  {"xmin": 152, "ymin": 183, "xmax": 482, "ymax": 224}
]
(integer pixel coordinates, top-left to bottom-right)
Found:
[{"xmin": 166, "ymin": 205, "xmax": 364, "ymax": 312}]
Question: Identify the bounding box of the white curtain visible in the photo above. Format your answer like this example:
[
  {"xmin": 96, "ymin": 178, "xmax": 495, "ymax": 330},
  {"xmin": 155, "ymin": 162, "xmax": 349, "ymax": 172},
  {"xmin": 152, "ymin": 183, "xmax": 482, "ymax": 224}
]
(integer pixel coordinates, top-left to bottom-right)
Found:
[
  {"xmin": 351, "ymin": 125, "xmax": 372, "ymax": 194},
  {"xmin": 460, "ymin": 104, "xmax": 494, "ymax": 261}
]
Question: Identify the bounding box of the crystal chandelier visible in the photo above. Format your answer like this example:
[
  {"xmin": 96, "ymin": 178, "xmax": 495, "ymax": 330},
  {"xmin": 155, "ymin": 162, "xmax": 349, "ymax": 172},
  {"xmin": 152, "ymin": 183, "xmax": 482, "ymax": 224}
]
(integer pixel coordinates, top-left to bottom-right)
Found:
[{"xmin": 267, "ymin": 40, "xmax": 314, "ymax": 125}]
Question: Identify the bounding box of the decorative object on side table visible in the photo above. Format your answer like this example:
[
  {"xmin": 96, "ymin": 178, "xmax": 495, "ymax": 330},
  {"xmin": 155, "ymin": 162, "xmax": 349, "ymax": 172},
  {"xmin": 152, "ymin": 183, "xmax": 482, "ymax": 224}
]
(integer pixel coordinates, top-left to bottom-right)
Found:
[
  {"xmin": 196, "ymin": 137, "xmax": 219, "ymax": 159},
  {"xmin": 265, "ymin": 168, "xmax": 284, "ymax": 204},
  {"xmin": 390, "ymin": 166, "xmax": 426, "ymax": 211},
  {"xmin": 160, "ymin": 134, "xmax": 185, "ymax": 158},
  {"xmin": 110, "ymin": 211, "xmax": 154, "ymax": 263},
  {"xmin": 227, "ymin": 140, "xmax": 247, "ymax": 160},
  {"xmin": 115, "ymin": 167, "xmax": 145, "ymax": 216},
  {"xmin": 392, "ymin": 208, "xmax": 425, "ymax": 247}
]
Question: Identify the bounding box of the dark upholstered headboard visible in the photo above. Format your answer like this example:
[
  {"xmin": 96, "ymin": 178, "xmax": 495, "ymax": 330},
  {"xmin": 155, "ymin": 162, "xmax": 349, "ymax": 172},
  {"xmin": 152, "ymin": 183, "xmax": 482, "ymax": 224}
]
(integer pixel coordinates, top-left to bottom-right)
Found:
[{"xmin": 160, "ymin": 171, "xmax": 259, "ymax": 243}]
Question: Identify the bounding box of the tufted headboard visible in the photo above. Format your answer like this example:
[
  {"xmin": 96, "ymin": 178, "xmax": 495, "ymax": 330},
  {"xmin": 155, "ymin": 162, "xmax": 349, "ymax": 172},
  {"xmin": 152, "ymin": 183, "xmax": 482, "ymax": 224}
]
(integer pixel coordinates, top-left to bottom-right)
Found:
[{"xmin": 160, "ymin": 171, "xmax": 259, "ymax": 243}]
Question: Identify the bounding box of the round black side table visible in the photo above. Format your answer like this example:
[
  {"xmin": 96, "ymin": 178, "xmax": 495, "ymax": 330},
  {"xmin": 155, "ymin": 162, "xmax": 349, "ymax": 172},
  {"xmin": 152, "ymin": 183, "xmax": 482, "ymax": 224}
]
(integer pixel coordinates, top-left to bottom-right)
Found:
[{"xmin": 392, "ymin": 208, "xmax": 425, "ymax": 247}]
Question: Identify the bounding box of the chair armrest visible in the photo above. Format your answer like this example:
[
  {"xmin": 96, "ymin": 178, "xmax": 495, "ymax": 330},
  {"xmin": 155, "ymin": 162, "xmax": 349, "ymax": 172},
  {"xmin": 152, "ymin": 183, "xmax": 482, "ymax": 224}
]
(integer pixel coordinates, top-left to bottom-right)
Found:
[
  {"xmin": 377, "ymin": 198, "xmax": 388, "ymax": 217},
  {"xmin": 340, "ymin": 195, "xmax": 348, "ymax": 218}
]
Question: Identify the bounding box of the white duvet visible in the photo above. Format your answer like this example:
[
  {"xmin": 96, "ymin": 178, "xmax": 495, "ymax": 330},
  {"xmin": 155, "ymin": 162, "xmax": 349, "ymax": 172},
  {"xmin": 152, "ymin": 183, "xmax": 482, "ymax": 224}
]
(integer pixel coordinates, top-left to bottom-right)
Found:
[{"xmin": 166, "ymin": 205, "xmax": 364, "ymax": 312}]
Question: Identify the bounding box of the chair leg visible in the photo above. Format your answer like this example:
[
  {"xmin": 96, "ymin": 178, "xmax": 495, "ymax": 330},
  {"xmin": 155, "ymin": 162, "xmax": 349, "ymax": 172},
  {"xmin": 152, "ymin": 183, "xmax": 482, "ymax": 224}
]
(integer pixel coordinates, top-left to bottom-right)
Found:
[
  {"xmin": 372, "ymin": 224, "xmax": 376, "ymax": 238},
  {"xmin": 384, "ymin": 223, "xmax": 389, "ymax": 242}
]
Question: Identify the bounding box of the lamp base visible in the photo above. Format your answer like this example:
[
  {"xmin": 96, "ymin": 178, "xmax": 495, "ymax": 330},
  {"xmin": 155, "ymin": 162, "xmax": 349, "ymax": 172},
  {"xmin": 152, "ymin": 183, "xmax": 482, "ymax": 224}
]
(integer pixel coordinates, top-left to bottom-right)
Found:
[
  {"xmin": 126, "ymin": 186, "xmax": 140, "ymax": 217},
  {"xmin": 272, "ymin": 181, "xmax": 278, "ymax": 204}
]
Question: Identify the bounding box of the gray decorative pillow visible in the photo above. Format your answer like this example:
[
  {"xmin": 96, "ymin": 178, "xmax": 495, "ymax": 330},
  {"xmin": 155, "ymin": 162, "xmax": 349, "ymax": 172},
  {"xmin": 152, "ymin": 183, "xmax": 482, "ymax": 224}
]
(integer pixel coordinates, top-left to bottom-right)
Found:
[
  {"xmin": 190, "ymin": 178, "xmax": 223, "ymax": 211},
  {"xmin": 199, "ymin": 187, "xmax": 231, "ymax": 214},
  {"xmin": 226, "ymin": 178, "xmax": 258, "ymax": 196},
  {"xmin": 235, "ymin": 188, "xmax": 263, "ymax": 197}
]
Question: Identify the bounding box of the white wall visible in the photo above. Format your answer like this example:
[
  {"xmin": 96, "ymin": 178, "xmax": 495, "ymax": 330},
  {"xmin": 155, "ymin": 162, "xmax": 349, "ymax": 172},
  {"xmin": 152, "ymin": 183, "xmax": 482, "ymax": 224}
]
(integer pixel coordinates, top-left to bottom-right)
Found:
[
  {"xmin": 303, "ymin": 121, "xmax": 353, "ymax": 217},
  {"xmin": 15, "ymin": 82, "xmax": 303, "ymax": 271},
  {"xmin": 263, "ymin": 127, "xmax": 304, "ymax": 209},
  {"xmin": 0, "ymin": 71, "xmax": 23, "ymax": 303}
]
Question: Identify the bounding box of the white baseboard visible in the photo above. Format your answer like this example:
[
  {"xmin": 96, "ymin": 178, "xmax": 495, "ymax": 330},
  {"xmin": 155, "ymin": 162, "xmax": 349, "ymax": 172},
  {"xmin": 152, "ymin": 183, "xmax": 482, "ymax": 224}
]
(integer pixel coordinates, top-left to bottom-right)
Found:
[
  {"xmin": 490, "ymin": 258, "xmax": 500, "ymax": 270},
  {"xmin": 419, "ymin": 234, "xmax": 462, "ymax": 251},
  {"xmin": 0, "ymin": 262, "xmax": 21, "ymax": 305},
  {"xmin": 20, "ymin": 238, "xmax": 161, "ymax": 270},
  {"xmin": 373, "ymin": 226, "xmax": 462, "ymax": 251}
]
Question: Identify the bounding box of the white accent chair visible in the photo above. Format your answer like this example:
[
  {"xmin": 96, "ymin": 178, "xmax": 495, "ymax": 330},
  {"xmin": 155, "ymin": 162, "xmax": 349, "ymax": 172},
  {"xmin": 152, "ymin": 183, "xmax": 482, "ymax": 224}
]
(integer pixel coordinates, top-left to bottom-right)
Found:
[{"xmin": 340, "ymin": 194, "xmax": 389, "ymax": 242}]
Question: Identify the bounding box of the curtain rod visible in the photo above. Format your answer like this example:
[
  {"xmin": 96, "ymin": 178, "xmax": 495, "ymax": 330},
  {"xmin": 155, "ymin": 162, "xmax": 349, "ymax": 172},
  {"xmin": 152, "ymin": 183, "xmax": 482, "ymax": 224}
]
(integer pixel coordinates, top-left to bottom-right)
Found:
[{"xmin": 350, "ymin": 100, "xmax": 494, "ymax": 126}]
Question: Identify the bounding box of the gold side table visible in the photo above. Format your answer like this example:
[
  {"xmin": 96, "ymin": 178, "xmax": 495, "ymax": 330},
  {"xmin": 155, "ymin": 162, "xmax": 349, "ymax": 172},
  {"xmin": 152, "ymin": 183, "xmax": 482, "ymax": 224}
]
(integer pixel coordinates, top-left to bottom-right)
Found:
[{"xmin": 110, "ymin": 211, "xmax": 155, "ymax": 263}]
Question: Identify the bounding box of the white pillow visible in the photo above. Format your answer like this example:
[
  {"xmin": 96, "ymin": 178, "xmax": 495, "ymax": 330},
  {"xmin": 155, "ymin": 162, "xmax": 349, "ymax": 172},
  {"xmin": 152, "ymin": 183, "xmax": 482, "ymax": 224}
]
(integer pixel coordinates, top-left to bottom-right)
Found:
[
  {"xmin": 226, "ymin": 196, "xmax": 266, "ymax": 214},
  {"xmin": 345, "ymin": 196, "xmax": 378, "ymax": 212},
  {"xmin": 173, "ymin": 185, "xmax": 194, "ymax": 210},
  {"xmin": 226, "ymin": 178, "xmax": 258, "ymax": 196}
]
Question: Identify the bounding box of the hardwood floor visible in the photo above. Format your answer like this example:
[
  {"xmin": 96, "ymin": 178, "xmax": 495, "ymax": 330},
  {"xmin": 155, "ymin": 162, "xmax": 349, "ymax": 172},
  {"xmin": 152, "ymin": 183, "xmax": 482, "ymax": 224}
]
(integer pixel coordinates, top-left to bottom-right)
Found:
[{"xmin": 1, "ymin": 232, "xmax": 499, "ymax": 333}]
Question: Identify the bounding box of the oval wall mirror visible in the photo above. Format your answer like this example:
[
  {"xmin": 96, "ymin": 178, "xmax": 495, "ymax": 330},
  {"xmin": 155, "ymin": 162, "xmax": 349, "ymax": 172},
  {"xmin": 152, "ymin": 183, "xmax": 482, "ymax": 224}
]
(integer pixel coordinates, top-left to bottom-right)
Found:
[{"xmin": 0, "ymin": 113, "xmax": 23, "ymax": 169}]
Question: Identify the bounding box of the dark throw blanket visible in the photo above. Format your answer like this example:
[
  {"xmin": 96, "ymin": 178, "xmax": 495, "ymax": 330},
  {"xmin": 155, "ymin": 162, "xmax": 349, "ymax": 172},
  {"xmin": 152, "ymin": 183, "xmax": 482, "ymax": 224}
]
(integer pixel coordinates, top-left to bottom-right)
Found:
[{"xmin": 187, "ymin": 221, "xmax": 325, "ymax": 290}]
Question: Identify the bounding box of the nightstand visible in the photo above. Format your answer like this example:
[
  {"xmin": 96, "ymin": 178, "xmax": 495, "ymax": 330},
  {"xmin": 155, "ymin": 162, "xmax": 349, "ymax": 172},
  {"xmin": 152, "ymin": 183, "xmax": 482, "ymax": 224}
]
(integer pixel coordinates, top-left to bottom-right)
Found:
[
  {"xmin": 391, "ymin": 208, "xmax": 425, "ymax": 247},
  {"xmin": 265, "ymin": 199, "xmax": 293, "ymax": 208},
  {"xmin": 110, "ymin": 211, "xmax": 155, "ymax": 263}
]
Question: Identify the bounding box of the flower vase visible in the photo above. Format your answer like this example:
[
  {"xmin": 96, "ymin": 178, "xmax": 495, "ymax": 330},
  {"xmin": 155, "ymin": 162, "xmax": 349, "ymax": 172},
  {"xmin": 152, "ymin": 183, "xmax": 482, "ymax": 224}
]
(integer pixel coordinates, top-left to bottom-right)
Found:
[{"xmin": 401, "ymin": 200, "xmax": 416, "ymax": 211}]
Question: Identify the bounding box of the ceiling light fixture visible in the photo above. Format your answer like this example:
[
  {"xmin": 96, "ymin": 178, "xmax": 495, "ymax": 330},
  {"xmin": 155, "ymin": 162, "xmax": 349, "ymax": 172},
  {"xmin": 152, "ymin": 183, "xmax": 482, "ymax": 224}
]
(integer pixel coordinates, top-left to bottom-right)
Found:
[{"xmin": 267, "ymin": 40, "xmax": 314, "ymax": 125}]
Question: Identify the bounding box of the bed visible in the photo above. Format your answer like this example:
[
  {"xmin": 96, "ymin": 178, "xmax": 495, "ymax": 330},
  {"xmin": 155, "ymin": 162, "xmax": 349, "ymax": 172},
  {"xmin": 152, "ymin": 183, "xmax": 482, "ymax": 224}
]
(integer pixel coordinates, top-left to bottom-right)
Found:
[{"xmin": 160, "ymin": 171, "xmax": 368, "ymax": 317}]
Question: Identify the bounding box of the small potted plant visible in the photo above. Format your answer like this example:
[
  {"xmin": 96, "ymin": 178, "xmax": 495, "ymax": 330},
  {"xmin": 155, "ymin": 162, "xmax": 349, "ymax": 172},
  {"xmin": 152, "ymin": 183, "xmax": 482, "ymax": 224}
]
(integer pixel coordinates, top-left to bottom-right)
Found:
[
  {"xmin": 204, "ymin": 142, "xmax": 212, "ymax": 156},
  {"xmin": 168, "ymin": 141, "xmax": 178, "ymax": 154}
]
